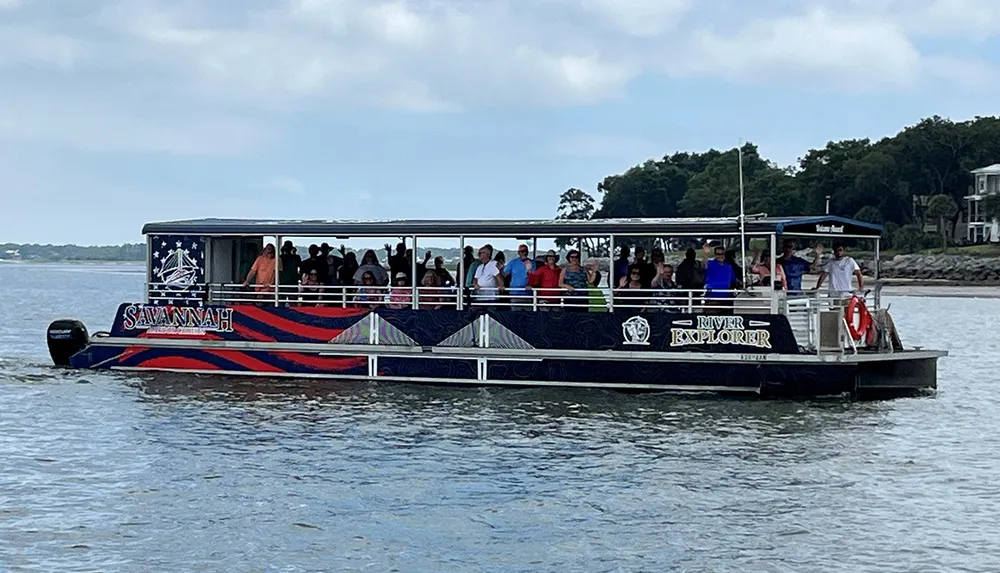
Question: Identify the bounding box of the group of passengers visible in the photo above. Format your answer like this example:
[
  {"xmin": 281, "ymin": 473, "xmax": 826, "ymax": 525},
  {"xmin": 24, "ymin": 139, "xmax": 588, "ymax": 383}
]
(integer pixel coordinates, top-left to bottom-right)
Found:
[
  {"xmin": 240, "ymin": 237, "xmax": 864, "ymax": 310},
  {"xmin": 610, "ymin": 239, "xmax": 864, "ymax": 308}
]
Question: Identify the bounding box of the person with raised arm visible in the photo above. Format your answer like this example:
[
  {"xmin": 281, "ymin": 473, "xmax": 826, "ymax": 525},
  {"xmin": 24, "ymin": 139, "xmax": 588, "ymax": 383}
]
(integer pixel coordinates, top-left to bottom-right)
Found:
[{"xmin": 814, "ymin": 243, "xmax": 863, "ymax": 297}]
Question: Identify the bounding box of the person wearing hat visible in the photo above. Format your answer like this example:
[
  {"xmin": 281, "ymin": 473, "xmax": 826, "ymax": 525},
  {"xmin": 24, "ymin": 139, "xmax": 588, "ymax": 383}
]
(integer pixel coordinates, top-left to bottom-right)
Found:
[
  {"xmin": 388, "ymin": 272, "xmax": 412, "ymax": 309},
  {"xmin": 529, "ymin": 249, "xmax": 562, "ymax": 307},
  {"xmin": 504, "ymin": 243, "xmax": 536, "ymax": 309}
]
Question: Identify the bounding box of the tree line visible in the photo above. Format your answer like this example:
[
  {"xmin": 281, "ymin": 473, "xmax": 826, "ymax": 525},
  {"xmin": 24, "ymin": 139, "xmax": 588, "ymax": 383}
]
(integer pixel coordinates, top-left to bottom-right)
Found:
[
  {"xmin": 556, "ymin": 116, "xmax": 1000, "ymax": 252},
  {"xmin": 0, "ymin": 243, "xmax": 146, "ymax": 262}
]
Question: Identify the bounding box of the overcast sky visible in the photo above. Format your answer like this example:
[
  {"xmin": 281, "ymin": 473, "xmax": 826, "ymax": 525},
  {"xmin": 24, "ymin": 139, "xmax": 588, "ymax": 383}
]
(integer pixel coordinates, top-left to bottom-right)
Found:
[{"xmin": 1, "ymin": 0, "xmax": 998, "ymax": 245}]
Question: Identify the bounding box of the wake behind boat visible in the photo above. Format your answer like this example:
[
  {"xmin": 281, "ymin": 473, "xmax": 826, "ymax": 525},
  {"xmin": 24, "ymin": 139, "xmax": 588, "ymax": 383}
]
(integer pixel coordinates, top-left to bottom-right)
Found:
[{"xmin": 46, "ymin": 215, "xmax": 945, "ymax": 398}]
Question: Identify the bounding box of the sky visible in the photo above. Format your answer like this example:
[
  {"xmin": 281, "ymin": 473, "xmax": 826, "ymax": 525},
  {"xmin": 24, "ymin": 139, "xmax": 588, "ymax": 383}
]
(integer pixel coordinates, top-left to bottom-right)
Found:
[{"xmin": 1, "ymin": 0, "xmax": 998, "ymax": 245}]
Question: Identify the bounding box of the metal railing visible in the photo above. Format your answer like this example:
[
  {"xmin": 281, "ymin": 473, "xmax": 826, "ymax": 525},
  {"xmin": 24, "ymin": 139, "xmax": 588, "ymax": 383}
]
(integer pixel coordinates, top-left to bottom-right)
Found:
[
  {"xmin": 198, "ymin": 283, "xmax": 779, "ymax": 313},
  {"xmin": 206, "ymin": 283, "xmax": 463, "ymax": 308}
]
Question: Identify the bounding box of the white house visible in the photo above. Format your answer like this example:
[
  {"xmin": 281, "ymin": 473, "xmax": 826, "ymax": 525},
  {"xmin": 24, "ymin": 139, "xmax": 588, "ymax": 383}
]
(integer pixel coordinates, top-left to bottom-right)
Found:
[{"xmin": 965, "ymin": 164, "xmax": 1000, "ymax": 243}]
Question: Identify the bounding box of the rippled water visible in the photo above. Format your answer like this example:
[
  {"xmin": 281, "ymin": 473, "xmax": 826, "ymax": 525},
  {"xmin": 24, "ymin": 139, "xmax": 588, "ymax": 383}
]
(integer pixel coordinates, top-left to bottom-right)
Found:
[{"xmin": 2, "ymin": 263, "xmax": 999, "ymax": 572}]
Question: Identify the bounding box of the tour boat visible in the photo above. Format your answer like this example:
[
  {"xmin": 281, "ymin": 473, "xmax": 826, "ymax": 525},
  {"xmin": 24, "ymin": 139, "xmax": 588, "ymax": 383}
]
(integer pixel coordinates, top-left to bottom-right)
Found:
[{"xmin": 46, "ymin": 216, "xmax": 946, "ymax": 398}]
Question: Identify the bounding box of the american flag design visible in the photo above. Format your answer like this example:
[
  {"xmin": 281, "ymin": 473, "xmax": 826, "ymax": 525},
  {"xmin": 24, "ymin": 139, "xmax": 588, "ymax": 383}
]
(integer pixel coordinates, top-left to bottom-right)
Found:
[{"xmin": 148, "ymin": 235, "xmax": 206, "ymax": 306}]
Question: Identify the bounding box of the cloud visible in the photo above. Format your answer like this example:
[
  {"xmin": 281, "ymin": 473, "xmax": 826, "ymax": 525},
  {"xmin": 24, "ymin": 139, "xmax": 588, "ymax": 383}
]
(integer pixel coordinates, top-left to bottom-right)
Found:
[
  {"xmin": 267, "ymin": 176, "xmax": 306, "ymax": 197},
  {"xmin": 0, "ymin": 0, "xmax": 997, "ymax": 156}
]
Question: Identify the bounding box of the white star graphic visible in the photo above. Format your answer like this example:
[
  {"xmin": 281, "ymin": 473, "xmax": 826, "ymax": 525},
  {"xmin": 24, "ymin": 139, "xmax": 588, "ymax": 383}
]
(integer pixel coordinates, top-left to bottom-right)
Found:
[
  {"xmin": 161, "ymin": 241, "xmax": 167, "ymax": 248},
  {"xmin": 176, "ymin": 241, "xmax": 182, "ymax": 248},
  {"xmin": 191, "ymin": 243, "xmax": 198, "ymax": 250}
]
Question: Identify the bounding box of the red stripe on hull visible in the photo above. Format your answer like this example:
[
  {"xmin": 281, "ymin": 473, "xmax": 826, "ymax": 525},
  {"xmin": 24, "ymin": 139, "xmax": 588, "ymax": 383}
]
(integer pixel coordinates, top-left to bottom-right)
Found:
[
  {"xmin": 137, "ymin": 356, "xmax": 221, "ymax": 370},
  {"xmin": 286, "ymin": 306, "xmax": 368, "ymax": 319},
  {"xmin": 233, "ymin": 323, "xmax": 276, "ymax": 342},
  {"xmin": 203, "ymin": 350, "xmax": 285, "ymax": 373},
  {"xmin": 274, "ymin": 352, "xmax": 367, "ymax": 371},
  {"xmin": 233, "ymin": 305, "xmax": 349, "ymax": 341}
]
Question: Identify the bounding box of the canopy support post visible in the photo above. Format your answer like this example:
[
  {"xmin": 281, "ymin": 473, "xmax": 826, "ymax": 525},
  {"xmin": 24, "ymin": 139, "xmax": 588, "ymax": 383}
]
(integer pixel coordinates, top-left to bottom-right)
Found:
[
  {"xmin": 274, "ymin": 236, "xmax": 281, "ymax": 307},
  {"xmin": 411, "ymin": 234, "xmax": 418, "ymax": 309},
  {"xmin": 457, "ymin": 235, "xmax": 465, "ymax": 311},
  {"xmin": 608, "ymin": 234, "xmax": 615, "ymax": 311}
]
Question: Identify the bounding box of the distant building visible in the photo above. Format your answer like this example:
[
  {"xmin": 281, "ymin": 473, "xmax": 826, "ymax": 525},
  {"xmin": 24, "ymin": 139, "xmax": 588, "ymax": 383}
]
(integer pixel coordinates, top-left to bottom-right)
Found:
[
  {"xmin": 965, "ymin": 164, "xmax": 1000, "ymax": 243},
  {"xmin": 1, "ymin": 249, "xmax": 20, "ymax": 261}
]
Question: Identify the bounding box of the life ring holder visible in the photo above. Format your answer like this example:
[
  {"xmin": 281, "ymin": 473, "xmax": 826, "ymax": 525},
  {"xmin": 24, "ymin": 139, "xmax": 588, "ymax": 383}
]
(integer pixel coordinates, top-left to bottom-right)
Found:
[{"xmin": 845, "ymin": 295, "xmax": 872, "ymax": 341}]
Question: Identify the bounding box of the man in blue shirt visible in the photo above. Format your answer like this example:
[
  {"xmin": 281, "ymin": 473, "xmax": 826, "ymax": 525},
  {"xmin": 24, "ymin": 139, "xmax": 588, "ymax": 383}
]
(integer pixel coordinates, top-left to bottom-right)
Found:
[
  {"xmin": 704, "ymin": 245, "xmax": 736, "ymax": 299},
  {"xmin": 504, "ymin": 243, "xmax": 536, "ymax": 309},
  {"xmin": 776, "ymin": 239, "xmax": 815, "ymax": 292}
]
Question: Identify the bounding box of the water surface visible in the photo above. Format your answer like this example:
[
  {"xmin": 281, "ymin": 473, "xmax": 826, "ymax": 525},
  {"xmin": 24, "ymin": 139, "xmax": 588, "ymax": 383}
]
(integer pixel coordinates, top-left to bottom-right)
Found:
[{"xmin": 1, "ymin": 263, "xmax": 998, "ymax": 572}]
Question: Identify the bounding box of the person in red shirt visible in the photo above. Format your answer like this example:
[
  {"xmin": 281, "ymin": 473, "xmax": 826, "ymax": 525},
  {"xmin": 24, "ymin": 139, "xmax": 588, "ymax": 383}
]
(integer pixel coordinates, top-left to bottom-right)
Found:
[{"xmin": 529, "ymin": 250, "xmax": 562, "ymax": 307}]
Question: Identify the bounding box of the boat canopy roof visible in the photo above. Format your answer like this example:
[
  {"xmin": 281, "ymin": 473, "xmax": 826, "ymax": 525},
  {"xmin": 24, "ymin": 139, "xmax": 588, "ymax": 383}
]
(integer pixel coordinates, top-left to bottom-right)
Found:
[{"xmin": 142, "ymin": 215, "xmax": 883, "ymax": 239}]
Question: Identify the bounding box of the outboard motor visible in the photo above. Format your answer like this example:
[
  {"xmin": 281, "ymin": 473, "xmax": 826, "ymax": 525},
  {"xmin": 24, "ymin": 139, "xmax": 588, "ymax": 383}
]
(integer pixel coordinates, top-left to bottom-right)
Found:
[{"xmin": 47, "ymin": 319, "xmax": 89, "ymax": 367}]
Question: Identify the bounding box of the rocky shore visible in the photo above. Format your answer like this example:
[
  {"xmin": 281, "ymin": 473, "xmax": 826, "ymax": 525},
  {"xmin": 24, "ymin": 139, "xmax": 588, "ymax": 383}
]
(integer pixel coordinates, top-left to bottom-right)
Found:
[{"xmin": 878, "ymin": 254, "xmax": 1000, "ymax": 284}]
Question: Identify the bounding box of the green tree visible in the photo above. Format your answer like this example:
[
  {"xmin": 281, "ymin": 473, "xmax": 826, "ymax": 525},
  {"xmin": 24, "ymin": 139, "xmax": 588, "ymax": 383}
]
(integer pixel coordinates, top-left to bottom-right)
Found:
[
  {"xmin": 854, "ymin": 206, "xmax": 883, "ymax": 225},
  {"xmin": 925, "ymin": 194, "xmax": 959, "ymax": 250},
  {"xmin": 554, "ymin": 188, "xmax": 608, "ymax": 255},
  {"xmin": 893, "ymin": 225, "xmax": 927, "ymax": 253},
  {"xmin": 564, "ymin": 115, "xmax": 1000, "ymax": 236}
]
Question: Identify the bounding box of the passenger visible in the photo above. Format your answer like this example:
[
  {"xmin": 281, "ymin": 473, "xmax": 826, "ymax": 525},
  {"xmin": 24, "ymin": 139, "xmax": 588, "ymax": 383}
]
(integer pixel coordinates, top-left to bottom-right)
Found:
[
  {"xmin": 432, "ymin": 256, "xmax": 456, "ymax": 287},
  {"xmin": 613, "ymin": 246, "xmax": 631, "ymax": 290},
  {"xmin": 558, "ymin": 249, "xmax": 590, "ymax": 310},
  {"xmin": 703, "ymin": 243, "xmax": 737, "ymax": 312},
  {"xmin": 584, "ymin": 261, "xmax": 606, "ymax": 312},
  {"xmin": 776, "ymin": 240, "xmax": 816, "ymax": 293},
  {"xmin": 322, "ymin": 242, "xmax": 343, "ymax": 286},
  {"xmin": 460, "ymin": 246, "xmax": 475, "ymax": 282},
  {"xmin": 388, "ymin": 272, "xmax": 412, "ymax": 309},
  {"xmin": 414, "ymin": 249, "xmax": 432, "ymax": 285},
  {"xmin": 355, "ymin": 250, "xmax": 389, "ymax": 285},
  {"xmin": 338, "ymin": 251, "xmax": 359, "ymax": 288},
  {"xmin": 242, "ymin": 243, "xmax": 277, "ymax": 293},
  {"xmin": 418, "ymin": 271, "xmax": 444, "ymax": 310},
  {"xmin": 815, "ymin": 243, "xmax": 863, "ymax": 297},
  {"xmin": 472, "ymin": 245, "xmax": 503, "ymax": 306},
  {"xmin": 385, "ymin": 242, "xmax": 408, "ymax": 278},
  {"xmin": 494, "ymin": 250, "xmax": 507, "ymax": 289},
  {"xmin": 279, "ymin": 241, "xmax": 301, "ymax": 287},
  {"xmin": 675, "ymin": 247, "xmax": 705, "ymax": 290},
  {"xmin": 465, "ymin": 244, "xmax": 488, "ymax": 287},
  {"xmin": 633, "ymin": 246, "xmax": 655, "ymax": 287},
  {"xmin": 615, "ymin": 264, "xmax": 647, "ymax": 309},
  {"xmin": 724, "ymin": 249, "xmax": 744, "ymax": 290},
  {"xmin": 354, "ymin": 271, "xmax": 382, "ymax": 308},
  {"xmin": 529, "ymin": 250, "xmax": 562, "ymax": 307},
  {"xmin": 299, "ymin": 270, "xmax": 324, "ymax": 306},
  {"xmin": 300, "ymin": 245, "xmax": 330, "ymax": 286},
  {"xmin": 750, "ymin": 248, "xmax": 786, "ymax": 289},
  {"xmin": 651, "ymin": 263, "xmax": 679, "ymax": 309},
  {"xmin": 504, "ymin": 244, "xmax": 535, "ymax": 310}
]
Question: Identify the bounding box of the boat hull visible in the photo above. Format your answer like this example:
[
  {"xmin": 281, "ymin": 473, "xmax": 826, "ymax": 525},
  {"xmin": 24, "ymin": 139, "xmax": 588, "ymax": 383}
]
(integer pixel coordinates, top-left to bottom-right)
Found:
[{"xmin": 61, "ymin": 303, "xmax": 944, "ymax": 398}]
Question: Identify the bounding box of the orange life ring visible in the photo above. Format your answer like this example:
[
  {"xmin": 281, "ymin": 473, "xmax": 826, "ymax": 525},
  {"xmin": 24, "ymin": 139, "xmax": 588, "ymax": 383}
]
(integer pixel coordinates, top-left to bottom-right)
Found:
[{"xmin": 845, "ymin": 296, "xmax": 872, "ymax": 341}]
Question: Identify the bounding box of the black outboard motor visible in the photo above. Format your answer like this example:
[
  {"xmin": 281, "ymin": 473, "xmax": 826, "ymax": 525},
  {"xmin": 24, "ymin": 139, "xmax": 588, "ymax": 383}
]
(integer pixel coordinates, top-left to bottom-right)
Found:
[{"xmin": 47, "ymin": 320, "xmax": 89, "ymax": 367}]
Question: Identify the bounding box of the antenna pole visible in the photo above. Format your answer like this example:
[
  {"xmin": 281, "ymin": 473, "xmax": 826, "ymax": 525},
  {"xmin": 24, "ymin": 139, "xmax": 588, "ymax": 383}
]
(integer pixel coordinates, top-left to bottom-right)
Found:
[{"xmin": 738, "ymin": 141, "xmax": 747, "ymax": 288}]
